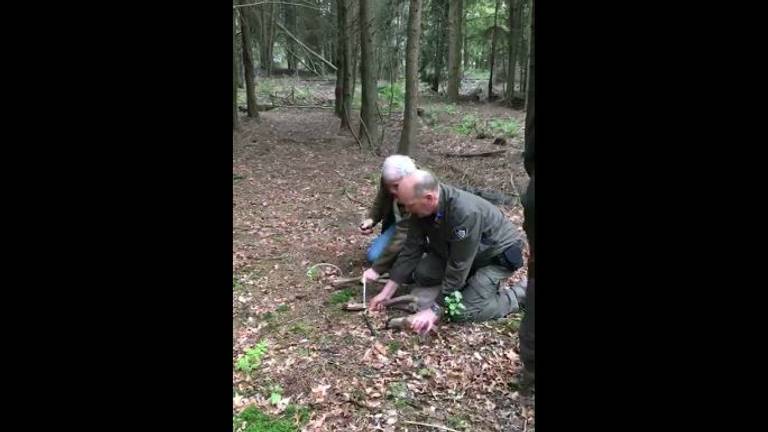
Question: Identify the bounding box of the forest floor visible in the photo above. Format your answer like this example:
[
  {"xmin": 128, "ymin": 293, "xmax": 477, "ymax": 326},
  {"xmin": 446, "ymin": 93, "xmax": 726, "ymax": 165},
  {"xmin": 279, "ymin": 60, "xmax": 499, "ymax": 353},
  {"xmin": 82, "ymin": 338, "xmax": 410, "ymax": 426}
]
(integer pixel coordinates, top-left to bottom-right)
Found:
[{"xmin": 233, "ymin": 76, "xmax": 533, "ymax": 432}]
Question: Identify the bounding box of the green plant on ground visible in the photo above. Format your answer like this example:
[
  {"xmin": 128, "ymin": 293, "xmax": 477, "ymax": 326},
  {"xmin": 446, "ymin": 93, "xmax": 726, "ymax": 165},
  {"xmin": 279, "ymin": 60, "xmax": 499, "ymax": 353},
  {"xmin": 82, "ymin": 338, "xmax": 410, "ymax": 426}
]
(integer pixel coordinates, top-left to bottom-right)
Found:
[
  {"xmin": 235, "ymin": 340, "xmax": 268, "ymax": 373},
  {"xmin": 488, "ymin": 117, "xmax": 520, "ymax": 137},
  {"xmin": 233, "ymin": 405, "xmax": 310, "ymax": 432},
  {"xmin": 455, "ymin": 114, "xmax": 480, "ymax": 135},
  {"xmin": 444, "ymin": 291, "xmax": 466, "ymax": 321},
  {"xmin": 269, "ymin": 385, "xmax": 283, "ymax": 405},
  {"xmin": 330, "ymin": 288, "xmax": 354, "ymax": 305}
]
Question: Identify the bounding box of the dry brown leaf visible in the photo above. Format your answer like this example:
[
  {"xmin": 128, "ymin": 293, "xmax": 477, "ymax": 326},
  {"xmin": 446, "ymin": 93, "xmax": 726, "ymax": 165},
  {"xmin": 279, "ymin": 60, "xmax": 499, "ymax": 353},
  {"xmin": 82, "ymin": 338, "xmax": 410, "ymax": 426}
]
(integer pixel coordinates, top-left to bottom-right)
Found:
[{"xmin": 311, "ymin": 383, "xmax": 331, "ymax": 404}]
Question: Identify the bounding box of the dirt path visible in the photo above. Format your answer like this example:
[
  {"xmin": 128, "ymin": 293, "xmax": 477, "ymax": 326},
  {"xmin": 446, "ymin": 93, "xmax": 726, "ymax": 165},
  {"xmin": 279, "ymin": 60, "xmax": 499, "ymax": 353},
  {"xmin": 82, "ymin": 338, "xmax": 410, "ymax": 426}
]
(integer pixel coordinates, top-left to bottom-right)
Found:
[{"xmin": 233, "ymin": 99, "xmax": 533, "ymax": 431}]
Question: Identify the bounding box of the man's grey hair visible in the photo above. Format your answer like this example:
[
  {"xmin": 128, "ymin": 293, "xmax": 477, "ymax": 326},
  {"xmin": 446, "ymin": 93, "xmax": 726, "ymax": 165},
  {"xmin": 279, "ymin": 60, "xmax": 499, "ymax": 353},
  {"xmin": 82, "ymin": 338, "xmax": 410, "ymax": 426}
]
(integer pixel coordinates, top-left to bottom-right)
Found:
[
  {"xmin": 409, "ymin": 169, "xmax": 439, "ymax": 197},
  {"xmin": 381, "ymin": 155, "xmax": 417, "ymax": 182}
]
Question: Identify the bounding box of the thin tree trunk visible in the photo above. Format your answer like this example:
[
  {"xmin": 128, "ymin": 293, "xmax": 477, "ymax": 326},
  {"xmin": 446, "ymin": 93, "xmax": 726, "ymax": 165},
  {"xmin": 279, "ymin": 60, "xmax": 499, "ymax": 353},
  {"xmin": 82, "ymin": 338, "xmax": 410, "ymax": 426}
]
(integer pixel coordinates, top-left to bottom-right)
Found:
[
  {"xmin": 519, "ymin": 0, "xmax": 530, "ymax": 100},
  {"xmin": 525, "ymin": 0, "xmax": 534, "ymax": 158},
  {"xmin": 462, "ymin": 2, "xmax": 469, "ymax": 71},
  {"xmin": 240, "ymin": 5, "xmax": 259, "ymax": 118},
  {"xmin": 447, "ymin": 0, "xmax": 461, "ymax": 101},
  {"xmin": 506, "ymin": 0, "xmax": 520, "ymax": 103},
  {"xmin": 340, "ymin": 0, "xmax": 353, "ymax": 130},
  {"xmin": 488, "ymin": 0, "xmax": 500, "ymax": 99},
  {"xmin": 284, "ymin": 4, "xmax": 298, "ymax": 72},
  {"xmin": 359, "ymin": 0, "xmax": 380, "ymax": 149},
  {"xmin": 257, "ymin": 5, "xmax": 276, "ymax": 75},
  {"xmin": 352, "ymin": 34, "xmax": 359, "ymax": 100},
  {"xmin": 335, "ymin": 0, "xmax": 344, "ymax": 117},
  {"xmin": 431, "ymin": 0, "xmax": 445, "ymax": 92},
  {"xmin": 233, "ymin": 6, "xmax": 240, "ymax": 130},
  {"xmin": 398, "ymin": 0, "xmax": 423, "ymax": 155}
]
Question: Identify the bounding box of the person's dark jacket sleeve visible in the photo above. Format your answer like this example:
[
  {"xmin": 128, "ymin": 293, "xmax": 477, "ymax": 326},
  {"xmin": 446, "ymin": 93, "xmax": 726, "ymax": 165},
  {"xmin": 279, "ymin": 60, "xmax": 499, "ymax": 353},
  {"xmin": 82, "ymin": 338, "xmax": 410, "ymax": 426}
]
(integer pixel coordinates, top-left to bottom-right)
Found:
[
  {"xmin": 367, "ymin": 177, "xmax": 391, "ymax": 226},
  {"xmin": 388, "ymin": 220, "xmax": 426, "ymax": 284},
  {"xmin": 440, "ymin": 212, "xmax": 482, "ymax": 297}
]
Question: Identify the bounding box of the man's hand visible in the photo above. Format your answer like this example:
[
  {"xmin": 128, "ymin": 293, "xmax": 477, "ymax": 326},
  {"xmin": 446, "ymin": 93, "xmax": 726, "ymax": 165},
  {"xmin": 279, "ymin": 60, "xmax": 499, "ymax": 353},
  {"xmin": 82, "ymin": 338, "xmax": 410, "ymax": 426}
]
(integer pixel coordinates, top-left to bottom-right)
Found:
[
  {"xmin": 359, "ymin": 218, "xmax": 375, "ymax": 235},
  {"xmin": 361, "ymin": 268, "xmax": 380, "ymax": 283},
  {"xmin": 368, "ymin": 291, "xmax": 391, "ymax": 311},
  {"xmin": 409, "ymin": 308, "xmax": 439, "ymax": 334},
  {"xmin": 369, "ymin": 280, "xmax": 399, "ymax": 311}
]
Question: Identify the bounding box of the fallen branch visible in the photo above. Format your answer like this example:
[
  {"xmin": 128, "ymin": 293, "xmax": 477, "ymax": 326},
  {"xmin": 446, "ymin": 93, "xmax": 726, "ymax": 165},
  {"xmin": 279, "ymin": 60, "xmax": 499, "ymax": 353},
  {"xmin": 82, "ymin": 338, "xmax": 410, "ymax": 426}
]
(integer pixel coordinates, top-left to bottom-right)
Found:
[
  {"xmin": 342, "ymin": 105, "xmax": 363, "ymax": 151},
  {"xmin": 382, "ymin": 295, "xmax": 418, "ymax": 307},
  {"xmin": 307, "ymin": 263, "xmax": 342, "ymax": 276},
  {"xmin": 331, "ymin": 276, "xmax": 389, "ymax": 287},
  {"xmin": 401, "ymin": 420, "xmax": 461, "ymax": 432},
  {"xmin": 283, "ymin": 46, "xmax": 322, "ymax": 77},
  {"xmin": 362, "ymin": 312, "xmax": 378, "ymax": 336},
  {"xmin": 359, "ymin": 115, "xmax": 375, "ymax": 152},
  {"xmin": 386, "ymin": 316, "xmax": 412, "ymax": 330},
  {"xmin": 258, "ymin": 253, "xmax": 290, "ymax": 261},
  {"xmin": 342, "ymin": 302, "xmax": 366, "ymax": 311},
  {"xmin": 438, "ymin": 149, "xmax": 509, "ymax": 158},
  {"xmin": 271, "ymin": 105, "xmax": 334, "ymax": 109},
  {"xmin": 509, "ymin": 170, "xmax": 520, "ymax": 197},
  {"xmin": 275, "ymin": 21, "xmax": 337, "ymax": 71},
  {"xmin": 234, "ymin": 2, "xmax": 326, "ymax": 12},
  {"xmin": 344, "ymin": 188, "xmax": 367, "ymax": 206}
]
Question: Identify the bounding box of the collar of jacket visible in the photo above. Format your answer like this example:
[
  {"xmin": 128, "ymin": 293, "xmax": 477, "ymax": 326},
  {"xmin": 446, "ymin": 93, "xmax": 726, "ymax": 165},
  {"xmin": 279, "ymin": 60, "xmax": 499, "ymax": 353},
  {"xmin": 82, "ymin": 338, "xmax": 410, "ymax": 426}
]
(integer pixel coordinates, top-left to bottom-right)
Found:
[{"xmin": 433, "ymin": 183, "xmax": 447, "ymax": 224}]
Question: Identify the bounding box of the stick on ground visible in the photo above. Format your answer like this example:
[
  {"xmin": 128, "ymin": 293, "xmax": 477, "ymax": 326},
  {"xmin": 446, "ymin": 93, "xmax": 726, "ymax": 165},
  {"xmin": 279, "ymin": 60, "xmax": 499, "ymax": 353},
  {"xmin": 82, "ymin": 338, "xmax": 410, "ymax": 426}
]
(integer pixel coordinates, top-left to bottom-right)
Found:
[{"xmin": 401, "ymin": 420, "xmax": 461, "ymax": 432}]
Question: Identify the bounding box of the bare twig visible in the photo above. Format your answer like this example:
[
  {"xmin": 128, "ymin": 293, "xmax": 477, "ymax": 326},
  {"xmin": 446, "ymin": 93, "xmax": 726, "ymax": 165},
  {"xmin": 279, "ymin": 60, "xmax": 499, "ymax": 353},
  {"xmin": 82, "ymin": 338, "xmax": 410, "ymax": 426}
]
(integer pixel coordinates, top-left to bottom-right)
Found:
[
  {"xmin": 258, "ymin": 253, "xmax": 290, "ymax": 261},
  {"xmin": 359, "ymin": 115, "xmax": 374, "ymax": 152},
  {"xmin": 344, "ymin": 188, "xmax": 367, "ymax": 206},
  {"xmin": 509, "ymin": 170, "xmax": 520, "ymax": 197},
  {"xmin": 401, "ymin": 420, "xmax": 461, "ymax": 432},
  {"xmin": 362, "ymin": 312, "xmax": 377, "ymax": 336},
  {"xmin": 234, "ymin": 2, "xmax": 325, "ymax": 12},
  {"xmin": 275, "ymin": 21, "xmax": 337, "ymax": 71},
  {"xmin": 283, "ymin": 46, "xmax": 322, "ymax": 77},
  {"xmin": 438, "ymin": 149, "xmax": 509, "ymax": 158},
  {"xmin": 342, "ymin": 105, "xmax": 363, "ymax": 151},
  {"xmin": 272, "ymin": 105, "xmax": 334, "ymax": 109},
  {"xmin": 331, "ymin": 276, "xmax": 389, "ymax": 287},
  {"xmin": 307, "ymin": 262, "xmax": 342, "ymax": 275}
]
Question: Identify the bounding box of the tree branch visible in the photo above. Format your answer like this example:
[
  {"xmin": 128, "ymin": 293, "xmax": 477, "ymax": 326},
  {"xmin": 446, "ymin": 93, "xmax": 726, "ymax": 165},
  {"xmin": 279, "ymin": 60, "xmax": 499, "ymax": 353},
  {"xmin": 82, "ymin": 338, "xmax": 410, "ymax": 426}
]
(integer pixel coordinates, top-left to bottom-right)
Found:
[
  {"xmin": 401, "ymin": 420, "xmax": 461, "ymax": 432},
  {"xmin": 234, "ymin": 1, "xmax": 326, "ymax": 12},
  {"xmin": 275, "ymin": 21, "xmax": 338, "ymax": 71}
]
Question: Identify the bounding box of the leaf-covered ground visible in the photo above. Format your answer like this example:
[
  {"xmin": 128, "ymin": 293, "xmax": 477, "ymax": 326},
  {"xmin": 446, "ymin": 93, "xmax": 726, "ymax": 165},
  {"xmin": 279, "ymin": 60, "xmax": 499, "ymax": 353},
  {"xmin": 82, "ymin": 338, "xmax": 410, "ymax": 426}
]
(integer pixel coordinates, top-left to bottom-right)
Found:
[{"xmin": 233, "ymin": 78, "xmax": 533, "ymax": 431}]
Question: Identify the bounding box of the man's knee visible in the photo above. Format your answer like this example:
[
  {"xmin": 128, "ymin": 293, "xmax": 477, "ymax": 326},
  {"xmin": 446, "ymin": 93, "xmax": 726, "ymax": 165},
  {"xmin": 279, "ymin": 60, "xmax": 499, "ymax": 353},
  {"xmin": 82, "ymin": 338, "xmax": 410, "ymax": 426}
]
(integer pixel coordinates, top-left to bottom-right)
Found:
[{"xmin": 456, "ymin": 266, "xmax": 515, "ymax": 322}]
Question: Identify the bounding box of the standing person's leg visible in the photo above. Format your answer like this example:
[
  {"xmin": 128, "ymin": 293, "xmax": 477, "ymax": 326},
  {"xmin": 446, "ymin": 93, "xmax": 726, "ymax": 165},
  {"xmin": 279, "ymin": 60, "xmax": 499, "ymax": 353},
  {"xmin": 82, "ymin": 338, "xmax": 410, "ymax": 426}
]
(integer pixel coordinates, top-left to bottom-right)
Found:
[{"xmin": 519, "ymin": 176, "xmax": 535, "ymax": 387}]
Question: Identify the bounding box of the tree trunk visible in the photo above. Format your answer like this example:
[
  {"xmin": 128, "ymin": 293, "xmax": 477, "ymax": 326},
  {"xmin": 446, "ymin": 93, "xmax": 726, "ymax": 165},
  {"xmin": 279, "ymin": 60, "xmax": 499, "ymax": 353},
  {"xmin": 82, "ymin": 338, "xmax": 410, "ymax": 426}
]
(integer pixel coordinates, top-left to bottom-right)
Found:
[
  {"xmin": 488, "ymin": 0, "xmax": 501, "ymax": 99},
  {"xmin": 398, "ymin": 0, "xmax": 423, "ymax": 155},
  {"xmin": 352, "ymin": 33, "xmax": 359, "ymax": 100},
  {"xmin": 359, "ymin": 0, "xmax": 380, "ymax": 149},
  {"xmin": 462, "ymin": 1, "xmax": 469, "ymax": 71},
  {"xmin": 233, "ymin": 6, "xmax": 239, "ymax": 130},
  {"xmin": 284, "ymin": 4, "xmax": 298, "ymax": 72},
  {"xmin": 519, "ymin": 0, "xmax": 530, "ymax": 99},
  {"xmin": 505, "ymin": 0, "xmax": 519, "ymax": 103},
  {"xmin": 525, "ymin": 0, "xmax": 534, "ymax": 166},
  {"xmin": 392, "ymin": 3, "xmax": 402, "ymax": 83},
  {"xmin": 258, "ymin": 5, "xmax": 276, "ymax": 75},
  {"xmin": 431, "ymin": 0, "xmax": 446, "ymax": 93},
  {"xmin": 447, "ymin": 0, "xmax": 461, "ymax": 101},
  {"xmin": 240, "ymin": 5, "xmax": 259, "ymax": 118},
  {"xmin": 340, "ymin": 0, "xmax": 353, "ymax": 130},
  {"xmin": 335, "ymin": 0, "xmax": 344, "ymax": 117},
  {"xmin": 236, "ymin": 53, "xmax": 244, "ymax": 89}
]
